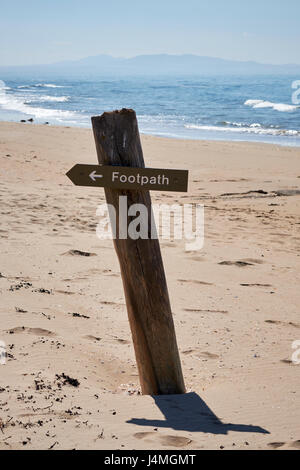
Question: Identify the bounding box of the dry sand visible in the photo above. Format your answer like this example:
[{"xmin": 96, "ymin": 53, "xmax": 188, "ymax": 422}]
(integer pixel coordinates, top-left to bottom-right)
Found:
[{"xmin": 0, "ymin": 121, "xmax": 300, "ymax": 450}]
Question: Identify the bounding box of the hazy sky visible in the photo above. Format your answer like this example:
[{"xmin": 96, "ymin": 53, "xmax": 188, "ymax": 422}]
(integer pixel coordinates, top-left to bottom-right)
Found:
[{"xmin": 1, "ymin": 0, "xmax": 299, "ymax": 66}]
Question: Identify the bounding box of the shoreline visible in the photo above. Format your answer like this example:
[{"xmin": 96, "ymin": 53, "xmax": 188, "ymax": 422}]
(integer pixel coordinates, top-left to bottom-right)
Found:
[
  {"xmin": 1, "ymin": 72, "xmax": 300, "ymax": 149},
  {"xmin": 1, "ymin": 119, "xmax": 300, "ymax": 150}
]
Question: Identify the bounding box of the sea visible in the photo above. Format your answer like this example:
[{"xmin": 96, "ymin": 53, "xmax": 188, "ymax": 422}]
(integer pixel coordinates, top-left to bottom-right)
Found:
[{"xmin": 0, "ymin": 75, "xmax": 300, "ymax": 146}]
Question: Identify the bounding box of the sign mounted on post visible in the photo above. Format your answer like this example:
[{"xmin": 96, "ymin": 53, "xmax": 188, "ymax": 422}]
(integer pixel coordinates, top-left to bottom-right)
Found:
[
  {"xmin": 66, "ymin": 164, "xmax": 188, "ymax": 192},
  {"xmin": 66, "ymin": 108, "xmax": 187, "ymax": 396}
]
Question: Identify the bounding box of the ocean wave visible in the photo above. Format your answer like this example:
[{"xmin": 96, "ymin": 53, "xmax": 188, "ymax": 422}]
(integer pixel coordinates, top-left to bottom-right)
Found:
[
  {"xmin": 220, "ymin": 121, "xmax": 262, "ymax": 128},
  {"xmin": 245, "ymin": 99, "xmax": 299, "ymax": 112},
  {"xmin": 25, "ymin": 95, "xmax": 69, "ymax": 103},
  {"xmin": 34, "ymin": 83, "xmax": 64, "ymax": 88},
  {"xmin": 17, "ymin": 83, "xmax": 64, "ymax": 90},
  {"xmin": 0, "ymin": 80, "xmax": 75, "ymax": 120},
  {"xmin": 185, "ymin": 123, "xmax": 300, "ymax": 136},
  {"xmin": 17, "ymin": 83, "xmax": 64, "ymax": 89}
]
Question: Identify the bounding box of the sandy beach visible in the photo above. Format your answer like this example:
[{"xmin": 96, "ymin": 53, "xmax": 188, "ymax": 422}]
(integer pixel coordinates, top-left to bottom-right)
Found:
[{"xmin": 0, "ymin": 121, "xmax": 300, "ymax": 450}]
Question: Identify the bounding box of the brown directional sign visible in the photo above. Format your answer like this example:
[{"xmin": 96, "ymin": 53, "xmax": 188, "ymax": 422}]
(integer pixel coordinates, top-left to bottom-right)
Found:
[{"xmin": 66, "ymin": 164, "xmax": 188, "ymax": 192}]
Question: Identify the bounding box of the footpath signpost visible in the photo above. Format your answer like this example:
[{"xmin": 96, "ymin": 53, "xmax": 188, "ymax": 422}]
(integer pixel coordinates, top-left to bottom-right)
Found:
[
  {"xmin": 67, "ymin": 164, "xmax": 188, "ymax": 192},
  {"xmin": 66, "ymin": 108, "xmax": 188, "ymax": 395}
]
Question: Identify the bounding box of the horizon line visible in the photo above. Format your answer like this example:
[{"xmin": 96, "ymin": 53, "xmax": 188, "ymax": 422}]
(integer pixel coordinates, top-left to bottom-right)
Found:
[{"xmin": 1, "ymin": 53, "xmax": 300, "ymax": 69}]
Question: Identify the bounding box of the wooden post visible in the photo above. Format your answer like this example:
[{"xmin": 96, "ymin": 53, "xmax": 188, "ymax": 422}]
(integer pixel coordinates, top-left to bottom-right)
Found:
[{"xmin": 92, "ymin": 108, "xmax": 185, "ymax": 395}]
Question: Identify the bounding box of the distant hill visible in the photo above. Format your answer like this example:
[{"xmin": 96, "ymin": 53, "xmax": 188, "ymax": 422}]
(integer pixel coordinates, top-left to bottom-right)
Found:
[{"xmin": 1, "ymin": 54, "xmax": 300, "ymax": 77}]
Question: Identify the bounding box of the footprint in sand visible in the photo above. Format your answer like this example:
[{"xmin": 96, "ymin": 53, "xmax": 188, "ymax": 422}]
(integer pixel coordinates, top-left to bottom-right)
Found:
[
  {"xmin": 55, "ymin": 290, "xmax": 76, "ymax": 295},
  {"xmin": 196, "ymin": 351, "xmax": 219, "ymax": 359},
  {"xmin": 159, "ymin": 435, "xmax": 192, "ymax": 447},
  {"xmin": 86, "ymin": 268, "xmax": 105, "ymax": 275},
  {"xmin": 84, "ymin": 335, "xmax": 101, "ymax": 342},
  {"xmin": 290, "ymin": 440, "xmax": 300, "ymax": 449},
  {"xmin": 134, "ymin": 432, "xmax": 155, "ymax": 441},
  {"xmin": 112, "ymin": 336, "xmax": 130, "ymax": 345},
  {"xmin": 178, "ymin": 279, "xmax": 214, "ymax": 286},
  {"xmin": 187, "ymin": 255, "xmax": 206, "ymax": 262},
  {"xmin": 100, "ymin": 301, "xmax": 125, "ymax": 307},
  {"xmin": 62, "ymin": 249, "xmax": 97, "ymax": 257},
  {"xmin": 243, "ymin": 258, "xmax": 265, "ymax": 265},
  {"xmin": 103, "ymin": 270, "xmax": 119, "ymax": 277},
  {"xmin": 266, "ymin": 320, "xmax": 300, "ymax": 329},
  {"xmin": 219, "ymin": 261, "xmax": 254, "ymax": 267},
  {"xmin": 134, "ymin": 432, "xmax": 192, "ymax": 447},
  {"xmin": 184, "ymin": 308, "xmax": 228, "ymax": 314},
  {"xmin": 241, "ymin": 284, "xmax": 272, "ymax": 288},
  {"xmin": 268, "ymin": 440, "xmax": 300, "ymax": 450},
  {"xmin": 267, "ymin": 442, "xmax": 286, "ymax": 449},
  {"xmin": 182, "ymin": 349, "xmax": 219, "ymax": 359},
  {"xmin": 182, "ymin": 349, "xmax": 196, "ymax": 355},
  {"xmin": 7, "ymin": 326, "xmax": 56, "ymax": 337}
]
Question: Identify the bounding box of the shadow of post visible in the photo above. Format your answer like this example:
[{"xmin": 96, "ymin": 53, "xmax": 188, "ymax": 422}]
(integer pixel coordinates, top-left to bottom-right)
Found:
[{"xmin": 127, "ymin": 392, "xmax": 269, "ymax": 435}]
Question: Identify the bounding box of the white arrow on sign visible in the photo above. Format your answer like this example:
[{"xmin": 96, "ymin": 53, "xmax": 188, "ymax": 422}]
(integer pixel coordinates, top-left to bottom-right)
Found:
[{"xmin": 89, "ymin": 170, "xmax": 104, "ymax": 182}]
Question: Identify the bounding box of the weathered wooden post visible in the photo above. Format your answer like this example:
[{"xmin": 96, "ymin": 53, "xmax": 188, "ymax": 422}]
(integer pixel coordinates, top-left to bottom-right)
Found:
[{"xmin": 91, "ymin": 108, "xmax": 185, "ymax": 395}]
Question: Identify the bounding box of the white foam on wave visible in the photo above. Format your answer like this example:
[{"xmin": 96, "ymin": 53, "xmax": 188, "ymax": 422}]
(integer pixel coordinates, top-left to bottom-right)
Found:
[
  {"xmin": 185, "ymin": 123, "xmax": 300, "ymax": 137},
  {"xmin": 35, "ymin": 83, "xmax": 64, "ymax": 88},
  {"xmin": 18, "ymin": 83, "xmax": 64, "ymax": 89},
  {"xmin": 223, "ymin": 121, "xmax": 262, "ymax": 128},
  {"xmin": 0, "ymin": 80, "xmax": 75, "ymax": 120},
  {"xmin": 245, "ymin": 99, "xmax": 299, "ymax": 112},
  {"xmin": 25, "ymin": 95, "xmax": 69, "ymax": 103}
]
